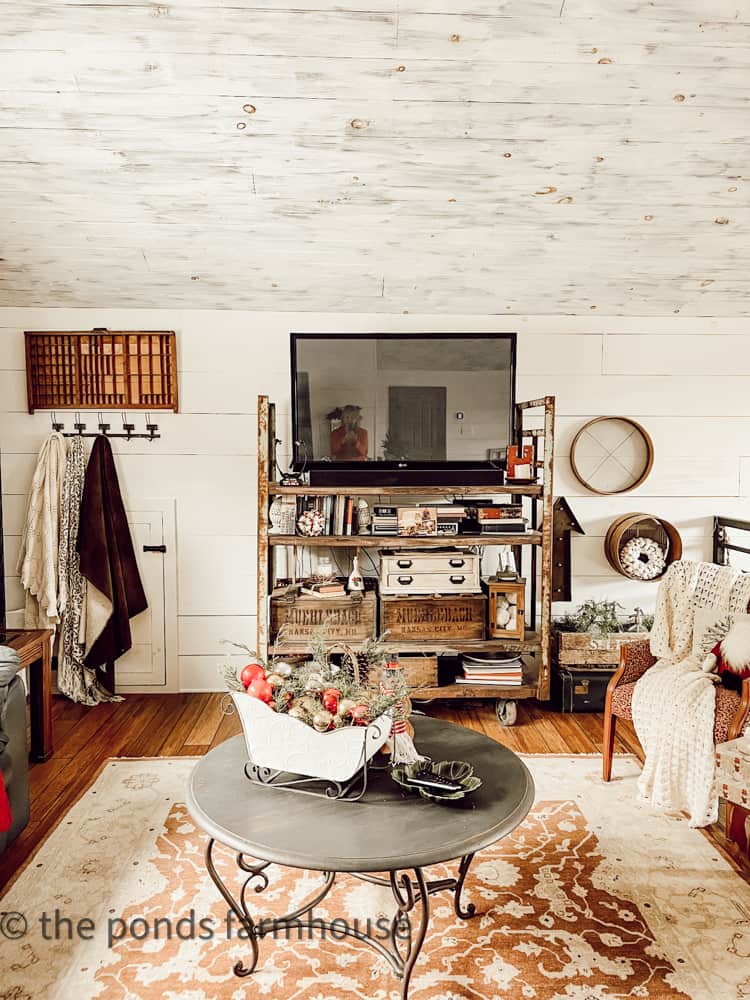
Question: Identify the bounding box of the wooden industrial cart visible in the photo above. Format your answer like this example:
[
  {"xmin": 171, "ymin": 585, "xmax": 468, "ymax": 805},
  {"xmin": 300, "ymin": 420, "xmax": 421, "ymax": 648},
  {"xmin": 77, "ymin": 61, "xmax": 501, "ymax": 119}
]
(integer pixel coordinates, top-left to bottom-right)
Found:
[{"xmin": 256, "ymin": 395, "xmax": 555, "ymax": 725}]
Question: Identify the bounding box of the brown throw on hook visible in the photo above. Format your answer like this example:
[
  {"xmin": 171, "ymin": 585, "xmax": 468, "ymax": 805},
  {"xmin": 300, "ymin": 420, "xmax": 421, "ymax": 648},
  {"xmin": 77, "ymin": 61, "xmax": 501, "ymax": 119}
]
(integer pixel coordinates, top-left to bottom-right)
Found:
[{"xmin": 78, "ymin": 435, "xmax": 148, "ymax": 670}]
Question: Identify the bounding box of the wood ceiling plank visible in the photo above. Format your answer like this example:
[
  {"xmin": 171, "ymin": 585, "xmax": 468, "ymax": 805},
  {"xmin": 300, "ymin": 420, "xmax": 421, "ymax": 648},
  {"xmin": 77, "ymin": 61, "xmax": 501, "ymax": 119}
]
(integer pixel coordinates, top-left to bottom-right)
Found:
[{"xmin": 2, "ymin": 94, "xmax": 747, "ymax": 144}]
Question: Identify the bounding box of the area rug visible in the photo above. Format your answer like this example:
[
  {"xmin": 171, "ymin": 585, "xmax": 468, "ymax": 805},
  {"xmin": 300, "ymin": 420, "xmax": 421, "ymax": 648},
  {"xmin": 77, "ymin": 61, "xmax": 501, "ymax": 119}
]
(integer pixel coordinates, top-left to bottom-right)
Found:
[{"xmin": 1, "ymin": 756, "xmax": 750, "ymax": 1000}]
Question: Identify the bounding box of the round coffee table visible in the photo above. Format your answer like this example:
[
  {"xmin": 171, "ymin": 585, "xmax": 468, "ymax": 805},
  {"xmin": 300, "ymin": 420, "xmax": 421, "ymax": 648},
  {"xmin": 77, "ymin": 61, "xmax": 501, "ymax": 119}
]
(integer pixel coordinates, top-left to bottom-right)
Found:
[{"xmin": 187, "ymin": 715, "xmax": 534, "ymax": 999}]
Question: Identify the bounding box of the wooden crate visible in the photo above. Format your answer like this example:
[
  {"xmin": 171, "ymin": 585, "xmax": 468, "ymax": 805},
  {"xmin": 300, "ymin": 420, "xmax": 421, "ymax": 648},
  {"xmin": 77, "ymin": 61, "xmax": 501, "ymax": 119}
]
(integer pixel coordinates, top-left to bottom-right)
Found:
[
  {"xmin": 270, "ymin": 591, "xmax": 376, "ymax": 643},
  {"xmin": 367, "ymin": 654, "xmax": 439, "ymax": 690},
  {"xmin": 554, "ymin": 630, "xmax": 651, "ymax": 666},
  {"xmin": 25, "ymin": 329, "xmax": 178, "ymax": 412},
  {"xmin": 380, "ymin": 595, "xmax": 486, "ymax": 642},
  {"xmin": 399, "ymin": 654, "xmax": 439, "ymax": 688}
]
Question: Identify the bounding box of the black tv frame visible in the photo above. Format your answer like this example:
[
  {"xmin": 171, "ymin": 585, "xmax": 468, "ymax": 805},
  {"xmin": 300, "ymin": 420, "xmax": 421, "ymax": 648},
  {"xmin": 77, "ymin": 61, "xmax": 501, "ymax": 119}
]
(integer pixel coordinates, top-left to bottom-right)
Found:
[{"xmin": 290, "ymin": 332, "xmax": 517, "ymax": 487}]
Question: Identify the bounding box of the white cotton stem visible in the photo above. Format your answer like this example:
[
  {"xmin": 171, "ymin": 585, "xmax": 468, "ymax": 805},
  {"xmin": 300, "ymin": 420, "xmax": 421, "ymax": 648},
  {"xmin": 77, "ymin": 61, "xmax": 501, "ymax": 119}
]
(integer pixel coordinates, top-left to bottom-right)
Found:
[{"xmin": 390, "ymin": 731, "xmax": 426, "ymax": 765}]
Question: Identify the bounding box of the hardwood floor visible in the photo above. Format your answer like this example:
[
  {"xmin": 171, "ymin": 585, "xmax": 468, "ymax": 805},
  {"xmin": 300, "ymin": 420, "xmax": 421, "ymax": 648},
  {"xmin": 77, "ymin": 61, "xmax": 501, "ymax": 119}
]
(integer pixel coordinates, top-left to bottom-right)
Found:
[{"xmin": 0, "ymin": 693, "xmax": 745, "ymax": 891}]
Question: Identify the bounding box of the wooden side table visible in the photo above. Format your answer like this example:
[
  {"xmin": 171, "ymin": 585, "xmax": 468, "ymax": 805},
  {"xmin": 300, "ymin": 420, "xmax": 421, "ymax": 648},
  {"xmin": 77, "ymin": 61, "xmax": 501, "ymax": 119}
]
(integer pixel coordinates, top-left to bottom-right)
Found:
[{"xmin": 3, "ymin": 628, "xmax": 54, "ymax": 762}]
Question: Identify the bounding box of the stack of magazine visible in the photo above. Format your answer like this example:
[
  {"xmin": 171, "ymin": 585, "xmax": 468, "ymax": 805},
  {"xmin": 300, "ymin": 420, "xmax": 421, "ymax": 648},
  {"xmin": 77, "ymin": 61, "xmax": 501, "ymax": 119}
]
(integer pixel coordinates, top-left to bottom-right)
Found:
[{"xmin": 457, "ymin": 653, "xmax": 524, "ymax": 686}]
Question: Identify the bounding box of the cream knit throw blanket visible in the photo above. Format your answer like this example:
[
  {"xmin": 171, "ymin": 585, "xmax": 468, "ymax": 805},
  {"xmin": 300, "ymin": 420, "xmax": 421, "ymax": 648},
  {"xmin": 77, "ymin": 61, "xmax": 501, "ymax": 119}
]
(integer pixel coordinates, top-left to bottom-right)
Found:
[
  {"xmin": 16, "ymin": 432, "xmax": 67, "ymax": 629},
  {"xmin": 632, "ymin": 561, "xmax": 750, "ymax": 828}
]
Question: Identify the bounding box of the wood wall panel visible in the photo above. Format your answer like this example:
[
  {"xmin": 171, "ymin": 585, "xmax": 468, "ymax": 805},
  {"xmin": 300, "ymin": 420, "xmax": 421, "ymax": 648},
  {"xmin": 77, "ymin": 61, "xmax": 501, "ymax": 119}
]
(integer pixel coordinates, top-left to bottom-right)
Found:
[
  {"xmin": 603, "ymin": 334, "xmax": 750, "ymax": 375},
  {"xmin": 2, "ymin": 95, "xmax": 748, "ymax": 145},
  {"xmin": 0, "ymin": 1, "xmax": 748, "ymax": 311},
  {"xmin": 2, "ymin": 313, "xmax": 749, "ymax": 687},
  {"xmin": 178, "ymin": 616, "xmax": 256, "ymax": 656}
]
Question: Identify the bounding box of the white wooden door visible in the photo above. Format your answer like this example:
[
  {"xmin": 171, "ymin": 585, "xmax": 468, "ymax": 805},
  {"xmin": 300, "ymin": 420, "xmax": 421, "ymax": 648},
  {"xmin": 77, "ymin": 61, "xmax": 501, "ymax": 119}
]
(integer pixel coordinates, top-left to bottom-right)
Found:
[{"xmin": 114, "ymin": 509, "xmax": 167, "ymax": 688}]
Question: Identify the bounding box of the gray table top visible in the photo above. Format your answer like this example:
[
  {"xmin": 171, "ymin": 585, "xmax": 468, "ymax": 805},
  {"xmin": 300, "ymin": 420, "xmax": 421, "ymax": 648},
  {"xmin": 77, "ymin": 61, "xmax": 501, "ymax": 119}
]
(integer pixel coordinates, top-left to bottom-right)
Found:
[{"xmin": 186, "ymin": 715, "xmax": 534, "ymax": 872}]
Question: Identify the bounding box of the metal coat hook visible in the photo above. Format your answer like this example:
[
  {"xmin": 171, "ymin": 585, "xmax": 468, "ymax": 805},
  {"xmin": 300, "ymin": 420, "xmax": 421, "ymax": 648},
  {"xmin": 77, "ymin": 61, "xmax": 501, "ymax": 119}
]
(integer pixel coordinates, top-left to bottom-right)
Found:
[
  {"xmin": 145, "ymin": 413, "xmax": 159, "ymax": 441},
  {"xmin": 47, "ymin": 410, "xmax": 162, "ymax": 440},
  {"xmin": 121, "ymin": 411, "xmax": 135, "ymax": 440}
]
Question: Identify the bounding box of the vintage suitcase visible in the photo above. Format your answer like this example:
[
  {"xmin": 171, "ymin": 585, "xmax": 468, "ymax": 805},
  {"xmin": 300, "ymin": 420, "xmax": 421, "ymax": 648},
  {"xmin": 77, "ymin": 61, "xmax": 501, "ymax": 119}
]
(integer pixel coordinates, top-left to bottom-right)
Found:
[
  {"xmin": 551, "ymin": 665, "xmax": 617, "ymax": 713},
  {"xmin": 379, "ymin": 550, "xmax": 481, "ymax": 596},
  {"xmin": 380, "ymin": 594, "xmax": 486, "ymax": 641}
]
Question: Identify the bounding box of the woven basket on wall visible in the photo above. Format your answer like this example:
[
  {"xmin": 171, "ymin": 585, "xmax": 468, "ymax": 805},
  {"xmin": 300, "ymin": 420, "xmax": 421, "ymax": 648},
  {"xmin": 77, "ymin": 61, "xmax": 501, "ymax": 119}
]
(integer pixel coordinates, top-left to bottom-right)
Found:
[{"xmin": 604, "ymin": 513, "xmax": 682, "ymax": 581}]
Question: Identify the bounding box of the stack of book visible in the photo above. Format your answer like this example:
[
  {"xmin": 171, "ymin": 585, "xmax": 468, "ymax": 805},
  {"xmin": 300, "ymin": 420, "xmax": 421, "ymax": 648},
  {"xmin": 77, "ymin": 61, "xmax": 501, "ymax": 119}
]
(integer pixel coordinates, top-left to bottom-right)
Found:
[
  {"xmin": 457, "ymin": 653, "xmax": 524, "ymax": 686},
  {"xmin": 298, "ymin": 496, "xmax": 356, "ymax": 536},
  {"xmin": 372, "ymin": 504, "xmax": 398, "ymax": 535},
  {"xmin": 300, "ymin": 578, "xmax": 347, "ymax": 597}
]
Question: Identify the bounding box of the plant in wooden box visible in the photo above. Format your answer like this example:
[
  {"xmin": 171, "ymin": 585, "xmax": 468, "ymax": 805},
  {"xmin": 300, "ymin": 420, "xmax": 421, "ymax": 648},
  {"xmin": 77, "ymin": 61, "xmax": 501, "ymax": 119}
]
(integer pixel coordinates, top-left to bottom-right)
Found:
[
  {"xmin": 552, "ymin": 601, "xmax": 653, "ymax": 713},
  {"xmin": 219, "ymin": 631, "xmax": 418, "ymax": 798},
  {"xmin": 555, "ymin": 600, "xmax": 624, "ymax": 636},
  {"xmin": 554, "ymin": 601, "xmax": 652, "ymax": 667}
]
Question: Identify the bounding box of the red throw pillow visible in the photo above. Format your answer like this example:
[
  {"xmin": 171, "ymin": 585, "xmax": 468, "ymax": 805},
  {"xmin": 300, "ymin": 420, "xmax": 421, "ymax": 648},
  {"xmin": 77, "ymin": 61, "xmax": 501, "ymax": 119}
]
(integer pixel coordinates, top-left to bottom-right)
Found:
[
  {"xmin": 0, "ymin": 774, "xmax": 11, "ymax": 833},
  {"xmin": 711, "ymin": 619, "xmax": 750, "ymax": 692}
]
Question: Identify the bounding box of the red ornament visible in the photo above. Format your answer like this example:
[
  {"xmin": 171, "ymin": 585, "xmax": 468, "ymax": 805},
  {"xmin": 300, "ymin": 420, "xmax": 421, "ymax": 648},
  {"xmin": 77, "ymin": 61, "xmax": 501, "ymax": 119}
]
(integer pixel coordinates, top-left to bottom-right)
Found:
[
  {"xmin": 240, "ymin": 662, "xmax": 265, "ymax": 689},
  {"xmin": 349, "ymin": 703, "xmax": 371, "ymax": 726},
  {"xmin": 321, "ymin": 687, "xmax": 341, "ymax": 714},
  {"xmin": 247, "ymin": 677, "xmax": 274, "ymax": 704}
]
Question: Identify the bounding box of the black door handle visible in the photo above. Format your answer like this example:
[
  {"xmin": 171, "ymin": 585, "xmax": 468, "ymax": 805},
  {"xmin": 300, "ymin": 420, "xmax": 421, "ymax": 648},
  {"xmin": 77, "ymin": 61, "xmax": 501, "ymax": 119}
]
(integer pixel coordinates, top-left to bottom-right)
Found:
[
  {"xmin": 397, "ymin": 576, "xmax": 414, "ymax": 585},
  {"xmin": 449, "ymin": 575, "xmax": 466, "ymax": 584},
  {"xmin": 143, "ymin": 544, "xmax": 167, "ymax": 553},
  {"xmin": 396, "ymin": 559, "xmax": 413, "ymax": 569},
  {"xmin": 449, "ymin": 558, "xmax": 466, "ymax": 568}
]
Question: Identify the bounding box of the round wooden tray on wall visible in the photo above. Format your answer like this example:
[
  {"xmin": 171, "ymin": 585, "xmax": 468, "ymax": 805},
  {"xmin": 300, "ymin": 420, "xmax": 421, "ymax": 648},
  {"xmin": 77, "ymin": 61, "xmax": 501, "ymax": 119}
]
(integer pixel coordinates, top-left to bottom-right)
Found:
[
  {"xmin": 570, "ymin": 416, "xmax": 654, "ymax": 495},
  {"xmin": 605, "ymin": 513, "xmax": 682, "ymax": 581}
]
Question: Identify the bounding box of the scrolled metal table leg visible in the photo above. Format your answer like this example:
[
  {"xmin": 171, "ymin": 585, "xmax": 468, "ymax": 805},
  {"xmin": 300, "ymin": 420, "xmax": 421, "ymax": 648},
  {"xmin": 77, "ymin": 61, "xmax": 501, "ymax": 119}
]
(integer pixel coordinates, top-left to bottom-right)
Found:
[
  {"xmin": 205, "ymin": 838, "xmax": 260, "ymax": 977},
  {"xmin": 390, "ymin": 868, "xmax": 429, "ymax": 1000},
  {"xmin": 454, "ymin": 852, "xmax": 477, "ymax": 920}
]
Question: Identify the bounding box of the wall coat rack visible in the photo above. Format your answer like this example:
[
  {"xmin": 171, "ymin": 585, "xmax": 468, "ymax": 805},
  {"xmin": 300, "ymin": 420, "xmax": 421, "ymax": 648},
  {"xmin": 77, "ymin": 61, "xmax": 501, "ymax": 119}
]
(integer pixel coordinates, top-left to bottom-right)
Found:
[{"xmin": 50, "ymin": 411, "xmax": 160, "ymax": 441}]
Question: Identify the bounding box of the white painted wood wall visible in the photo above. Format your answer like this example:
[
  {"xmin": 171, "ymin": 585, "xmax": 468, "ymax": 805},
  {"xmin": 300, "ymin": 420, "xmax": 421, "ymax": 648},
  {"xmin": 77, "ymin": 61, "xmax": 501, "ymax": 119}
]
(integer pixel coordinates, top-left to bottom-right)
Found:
[
  {"xmin": 1, "ymin": 309, "xmax": 748, "ymax": 690},
  {"xmin": 1, "ymin": 1, "xmax": 749, "ymax": 313}
]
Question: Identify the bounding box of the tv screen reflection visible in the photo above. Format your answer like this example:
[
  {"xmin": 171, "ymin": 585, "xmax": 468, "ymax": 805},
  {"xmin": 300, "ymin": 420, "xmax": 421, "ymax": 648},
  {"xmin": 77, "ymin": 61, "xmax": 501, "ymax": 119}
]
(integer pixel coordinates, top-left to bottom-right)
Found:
[{"xmin": 293, "ymin": 335, "xmax": 515, "ymax": 466}]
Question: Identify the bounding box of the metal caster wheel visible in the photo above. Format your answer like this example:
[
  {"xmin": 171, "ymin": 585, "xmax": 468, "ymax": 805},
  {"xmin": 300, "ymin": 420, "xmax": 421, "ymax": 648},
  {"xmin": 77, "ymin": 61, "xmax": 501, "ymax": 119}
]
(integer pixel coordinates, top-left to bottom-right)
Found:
[{"xmin": 495, "ymin": 699, "xmax": 517, "ymax": 727}]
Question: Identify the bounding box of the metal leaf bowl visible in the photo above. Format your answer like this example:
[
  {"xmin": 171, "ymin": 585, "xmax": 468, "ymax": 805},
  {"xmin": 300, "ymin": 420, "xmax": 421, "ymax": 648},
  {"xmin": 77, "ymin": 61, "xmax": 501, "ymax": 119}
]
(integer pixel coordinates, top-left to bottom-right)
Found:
[{"xmin": 391, "ymin": 759, "xmax": 482, "ymax": 802}]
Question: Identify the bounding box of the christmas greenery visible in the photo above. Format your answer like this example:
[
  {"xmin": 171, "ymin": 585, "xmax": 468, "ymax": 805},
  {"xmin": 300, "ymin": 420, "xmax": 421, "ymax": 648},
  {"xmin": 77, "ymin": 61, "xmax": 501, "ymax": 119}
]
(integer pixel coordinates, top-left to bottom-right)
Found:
[{"xmin": 219, "ymin": 625, "xmax": 407, "ymax": 730}]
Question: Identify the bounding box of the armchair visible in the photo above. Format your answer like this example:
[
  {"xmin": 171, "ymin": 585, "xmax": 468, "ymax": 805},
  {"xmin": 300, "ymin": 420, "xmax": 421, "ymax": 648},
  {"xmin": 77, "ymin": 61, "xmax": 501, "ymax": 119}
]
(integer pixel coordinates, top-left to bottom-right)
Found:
[
  {"xmin": 603, "ymin": 639, "xmax": 750, "ymax": 781},
  {"xmin": 0, "ymin": 648, "xmax": 30, "ymax": 853}
]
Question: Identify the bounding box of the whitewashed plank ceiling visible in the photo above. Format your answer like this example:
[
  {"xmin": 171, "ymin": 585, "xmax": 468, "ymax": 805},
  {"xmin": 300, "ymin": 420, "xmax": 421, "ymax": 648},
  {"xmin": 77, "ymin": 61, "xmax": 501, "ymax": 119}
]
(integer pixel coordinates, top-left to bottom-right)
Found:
[{"xmin": 0, "ymin": 0, "xmax": 748, "ymax": 313}]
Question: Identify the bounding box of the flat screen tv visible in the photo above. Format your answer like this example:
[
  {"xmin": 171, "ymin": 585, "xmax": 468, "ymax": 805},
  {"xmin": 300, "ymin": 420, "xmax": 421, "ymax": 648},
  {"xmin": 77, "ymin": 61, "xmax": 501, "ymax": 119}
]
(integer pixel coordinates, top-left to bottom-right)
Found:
[{"xmin": 291, "ymin": 333, "xmax": 517, "ymax": 486}]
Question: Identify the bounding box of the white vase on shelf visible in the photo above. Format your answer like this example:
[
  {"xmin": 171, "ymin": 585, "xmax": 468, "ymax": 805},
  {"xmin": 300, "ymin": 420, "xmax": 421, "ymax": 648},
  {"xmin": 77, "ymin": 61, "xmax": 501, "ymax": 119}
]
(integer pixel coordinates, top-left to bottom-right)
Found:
[{"xmin": 347, "ymin": 554, "xmax": 365, "ymax": 593}]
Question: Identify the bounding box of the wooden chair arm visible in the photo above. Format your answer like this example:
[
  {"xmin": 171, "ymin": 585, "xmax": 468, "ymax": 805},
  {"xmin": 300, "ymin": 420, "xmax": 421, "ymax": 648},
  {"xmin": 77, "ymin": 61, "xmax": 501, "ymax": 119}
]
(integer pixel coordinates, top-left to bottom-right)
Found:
[
  {"xmin": 728, "ymin": 677, "xmax": 750, "ymax": 741},
  {"xmin": 606, "ymin": 639, "xmax": 657, "ymax": 698}
]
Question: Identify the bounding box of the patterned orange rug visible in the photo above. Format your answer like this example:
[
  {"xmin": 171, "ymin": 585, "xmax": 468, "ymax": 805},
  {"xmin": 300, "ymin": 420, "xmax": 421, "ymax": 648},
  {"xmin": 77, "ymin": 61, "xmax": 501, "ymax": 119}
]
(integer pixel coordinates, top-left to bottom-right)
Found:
[{"xmin": 1, "ymin": 756, "xmax": 749, "ymax": 1000}]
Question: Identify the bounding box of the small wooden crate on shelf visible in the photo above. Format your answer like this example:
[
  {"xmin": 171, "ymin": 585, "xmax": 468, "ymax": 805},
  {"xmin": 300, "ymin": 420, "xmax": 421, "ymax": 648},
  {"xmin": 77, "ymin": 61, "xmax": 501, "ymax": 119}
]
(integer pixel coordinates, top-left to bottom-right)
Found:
[
  {"xmin": 398, "ymin": 654, "xmax": 439, "ymax": 688},
  {"xmin": 369, "ymin": 653, "xmax": 440, "ymax": 690},
  {"xmin": 270, "ymin": 591, "xmax": 376, "ymax": 644}
]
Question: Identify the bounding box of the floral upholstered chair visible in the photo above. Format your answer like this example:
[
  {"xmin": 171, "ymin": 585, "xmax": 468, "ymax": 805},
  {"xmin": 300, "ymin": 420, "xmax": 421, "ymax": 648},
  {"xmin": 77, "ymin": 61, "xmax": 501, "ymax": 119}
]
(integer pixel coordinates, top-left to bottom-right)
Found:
[{"xmin": 602, "ymin": 565, "xmax": 750, "ymax": 782}]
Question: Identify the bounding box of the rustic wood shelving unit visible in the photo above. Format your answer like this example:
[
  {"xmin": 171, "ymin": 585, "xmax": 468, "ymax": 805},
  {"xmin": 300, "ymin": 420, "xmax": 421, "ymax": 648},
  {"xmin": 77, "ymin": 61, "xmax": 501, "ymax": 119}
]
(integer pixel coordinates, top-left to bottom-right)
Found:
[{"xmin": 256, "ymin": 394, "xmax": 555, "ymax": 722}]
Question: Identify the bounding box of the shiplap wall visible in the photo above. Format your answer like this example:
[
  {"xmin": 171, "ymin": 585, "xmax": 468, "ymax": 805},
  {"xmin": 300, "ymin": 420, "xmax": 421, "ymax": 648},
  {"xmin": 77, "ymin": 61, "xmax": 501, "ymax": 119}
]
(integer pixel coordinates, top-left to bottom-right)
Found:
[
  {"xmin": 1, "ymin": 309, "xmax": 748, "ymax": 690},
  {"xmin": 1, "ymin": 0, "xmax": 749, "ymax": 313}
]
